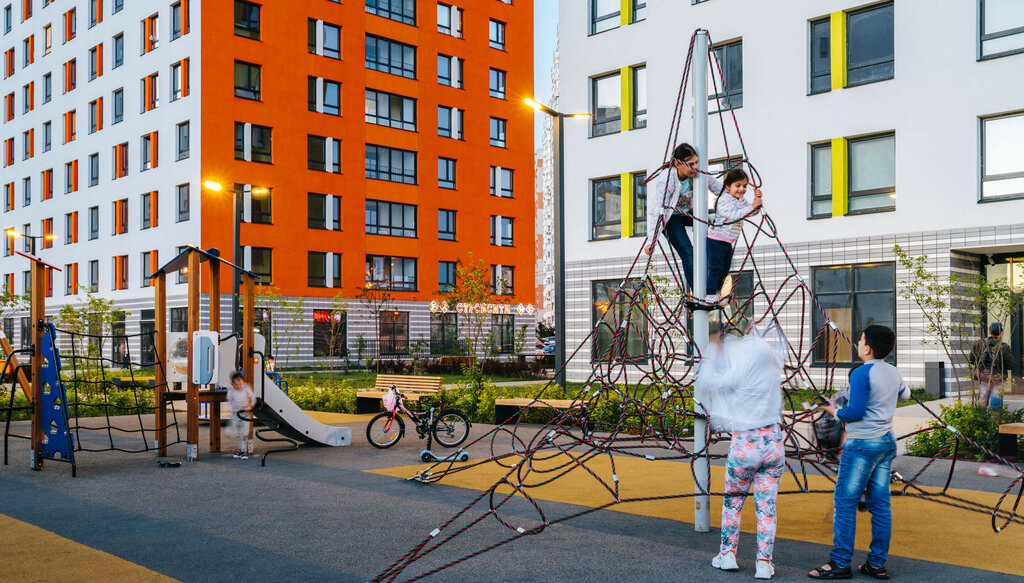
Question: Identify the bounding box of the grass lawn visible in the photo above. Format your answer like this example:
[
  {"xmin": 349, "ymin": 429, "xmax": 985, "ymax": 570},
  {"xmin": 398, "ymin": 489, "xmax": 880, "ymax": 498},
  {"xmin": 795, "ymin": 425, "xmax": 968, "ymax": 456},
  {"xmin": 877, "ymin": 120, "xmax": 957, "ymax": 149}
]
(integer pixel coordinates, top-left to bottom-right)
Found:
[{"xmin": 275, "ymin": 370, "xmax": 549, "ymax": 389}]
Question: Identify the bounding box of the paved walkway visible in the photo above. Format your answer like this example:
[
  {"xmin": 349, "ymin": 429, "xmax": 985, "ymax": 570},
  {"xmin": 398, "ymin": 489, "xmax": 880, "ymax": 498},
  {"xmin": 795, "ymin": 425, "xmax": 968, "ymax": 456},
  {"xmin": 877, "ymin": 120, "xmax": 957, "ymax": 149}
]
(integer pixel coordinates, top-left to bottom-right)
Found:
[{"xmin": 1, "ymin": 413, "xmax": 1022, "ymax": 582}]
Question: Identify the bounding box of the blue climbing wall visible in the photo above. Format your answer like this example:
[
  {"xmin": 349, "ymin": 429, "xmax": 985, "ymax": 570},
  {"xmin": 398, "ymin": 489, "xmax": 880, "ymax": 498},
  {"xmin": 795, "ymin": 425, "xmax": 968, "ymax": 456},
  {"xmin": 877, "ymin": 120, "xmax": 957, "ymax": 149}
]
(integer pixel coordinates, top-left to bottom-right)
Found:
[{"xmin": 39, "ymin": 323, "xmax": 74, "ymax": 462}]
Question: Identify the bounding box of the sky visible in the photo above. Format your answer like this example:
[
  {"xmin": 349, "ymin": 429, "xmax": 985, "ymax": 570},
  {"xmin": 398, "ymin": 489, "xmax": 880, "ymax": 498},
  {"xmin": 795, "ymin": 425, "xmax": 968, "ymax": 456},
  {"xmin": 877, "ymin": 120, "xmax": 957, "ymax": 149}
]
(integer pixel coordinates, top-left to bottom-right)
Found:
[{"xmin": 533, "ymin": 1, "xmax": 559, "ymax": 150}]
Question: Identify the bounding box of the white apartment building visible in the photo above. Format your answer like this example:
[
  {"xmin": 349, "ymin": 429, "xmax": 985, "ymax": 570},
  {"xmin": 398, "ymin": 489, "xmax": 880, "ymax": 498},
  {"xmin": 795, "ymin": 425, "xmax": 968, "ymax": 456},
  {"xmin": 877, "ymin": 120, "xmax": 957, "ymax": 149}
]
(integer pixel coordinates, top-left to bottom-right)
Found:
[{"xmin": 558, "ymin": 0, "xmax": 1024, "ymax": 390}]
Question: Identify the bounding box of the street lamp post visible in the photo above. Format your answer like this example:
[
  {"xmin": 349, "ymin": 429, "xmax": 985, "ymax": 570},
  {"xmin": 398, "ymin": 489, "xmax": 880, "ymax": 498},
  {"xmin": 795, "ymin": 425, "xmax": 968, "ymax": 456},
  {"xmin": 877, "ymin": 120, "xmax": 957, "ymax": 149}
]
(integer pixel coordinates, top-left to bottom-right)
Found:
[
  {"xmin": 202, "ymin": 182, "xmax": 270, "ymax": 335},
  {"xmin": 525, "ymin": 99, "xmax": 590, "ymax": 388},
  {"xmin": 6, "ymin": 230, "xmax": 56, "ymax": 255}
]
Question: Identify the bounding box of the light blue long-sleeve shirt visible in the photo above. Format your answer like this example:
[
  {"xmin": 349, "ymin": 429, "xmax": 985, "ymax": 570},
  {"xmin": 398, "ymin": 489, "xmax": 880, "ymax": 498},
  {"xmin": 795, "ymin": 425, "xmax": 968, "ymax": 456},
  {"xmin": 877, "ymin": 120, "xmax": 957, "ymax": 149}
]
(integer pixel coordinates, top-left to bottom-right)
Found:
[{"xmin": 837, "ymin": 360, "xmax": 910, "ymax": 439}]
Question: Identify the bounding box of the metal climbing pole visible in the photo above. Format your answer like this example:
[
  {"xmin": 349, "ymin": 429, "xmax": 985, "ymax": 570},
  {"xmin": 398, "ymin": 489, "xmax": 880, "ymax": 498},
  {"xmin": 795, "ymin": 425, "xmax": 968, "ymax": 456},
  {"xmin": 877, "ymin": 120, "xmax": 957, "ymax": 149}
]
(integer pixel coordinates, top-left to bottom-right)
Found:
[{"xmin": 692, "ymin": 30, "xmax": 711, "ymax": 533}]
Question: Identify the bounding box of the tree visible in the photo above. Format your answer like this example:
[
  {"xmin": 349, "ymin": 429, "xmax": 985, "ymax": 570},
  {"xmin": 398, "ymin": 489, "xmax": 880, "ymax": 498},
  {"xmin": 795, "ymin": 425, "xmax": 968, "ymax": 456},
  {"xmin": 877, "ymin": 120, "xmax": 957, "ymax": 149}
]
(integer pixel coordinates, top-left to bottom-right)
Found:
[
  {"xmin": 253, "ymin": 284, "xmax": 305, "ymax": 369},
  {"xmin": 356, "ymin": 283, "xmax": 395, "ymax": 372},
  {"xmin": 894, "ymin": 244, "xmax": 1023, "ymax": 398},
  {"xmin": 55, "ymin": 289, "xmax": 129, "ymax": 367},
  {"xmin": 320, "ymin": 291, "xmax": 349, "ymax": 381},
  {"xmin": 442, "ymin": 252, "xmax": 500, "ymax": 362}
]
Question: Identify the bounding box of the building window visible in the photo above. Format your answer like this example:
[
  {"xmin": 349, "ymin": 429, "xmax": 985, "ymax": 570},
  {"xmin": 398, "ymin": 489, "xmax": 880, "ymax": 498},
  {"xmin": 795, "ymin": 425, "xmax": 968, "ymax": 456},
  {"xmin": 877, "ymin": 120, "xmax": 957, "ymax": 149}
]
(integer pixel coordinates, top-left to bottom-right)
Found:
[
  {"xmin": 809, "ymin": 17, "xmax": 831, "ymax": 94},
  {"xmin": 234, "ymin": 0, "xmax": 260, "ymax": 40},
  {"xmin": 365, "ymin": 89, "xmax": 416, "ymax": 131},
  {"xmin": 430, "ymin": 312, "xmax": 459, "ymax": 355},
  {"xmin": 113, "ymin": 33, "xmax": 124, "ymax": 68},
  {"xmin": 981, "ymin": 111, "xmax": 1024, "ymax": 201},
  {"xmin": 64, "ymin": 212, "xmax": 77, "ymax": 244},
  {"xmin": 307, "ymin": 193, "xmax": 340, "ymax": 230},
  {"xmin": 176, "ymin": 183, "xmax": 189, "ymax": 222},
  {"xmin": 321, "ymin": 22, "xmax": 341, "ymax": 59},
  {"xmin": 980, "ymin": 0, "xmax": 1024, "ymax": 59},
  {"xmin": 489, "ymin": 68, "xmax": 506, "ymax": 99},
  {"xmin": 88, "ymin": 45, "xmax": 99, "ymax": 80},
  {"xmin": 846, "ymin": 3, "xmax": 894, "ymax": 87},
  {"xmin": 43, "ymin": 73, "xmax": 51, "ymax": 103},
  {"xmin": 438, "ymin": 157, "xmax": 456, "ymax": 189},
  {"xmin": 809, "ymin": 142, "xmax": 832, "ymax": 218},
  {"xmin": 112, "ymin": 88, "xmax": 123, "ymax": 123},
  {"xmin": 591, "ymin": 0, "xmax": 619, "ymax": 34},
  {"xmin": 593, "ymin": 279, "xmax": 647, "ymax": 363},
  {"xmin": 365, "ymin": 144, "xmax": 416, "ymax": 184},
  {"xmin": 141, "ymin": 192, "xmax": 154, "ymax": 229},
  {"xmin": 234, "ymin": 61, "xmax": 260, "ymax": 100},
  {"xmin": 490, "ymin": 215, "xmax": 513, "ymax": 246},
  {"xmin": 591, "ymin": 72, "xmax": 620, "ymax": 136},
  {"xmin": 365, "ymin": 35, "xmax": 416, "ymax": 79},
  {"xmin": 437, "ymin": 3, "xmax": 461, "ymax": 37},
  {"xmin": 88, "ymin": 260, "xmax": 99, "ymax": 292},
  {"xmin": 491, "ymin": 314, "xmax": 514, "ymax": 354},
  {"xmin": 710, "ymin": 39, "xmax": 742, "ymax": 109},
  {"xmin": 307, "ymin": 135, "xmax": 340, "ymax": 173},
  {"xmin": 308, "ymin": 252, "xmax": 327, "ymax": 287},
  {"xmin": 170, "ymin": 62, "xmax": 182, "ymax": 101},
  {"xmin": 848, "ymin": 133, "xmax": 895, "ymax": 213},
  {"xmin": 632, "ymin": 0, "xmax": 646, "ymax": 21},
  {"xmin": 632, "ymin": 65, "xmax": 647, "ymax": 128},
  {"xmin": 65, "ymin": 8, "xmax": 77, "ymax": 42},
  {"xmin": 489, "ymin": 117, "xmax": 506, "ymax": 147},
  {"xmin": 632, "ymin": 171, "xmax": 647, "ymax": 236},
  {"xmin": 142, "ymin": 73, "xmax": 158, "ymax": 111},
  {"xmin": 591, "ymin": 176, "xmax": 621, "ymax": 240},
  {"xmin": 490, "ymin": 166, "xmax": 513, "ymax": 198},
  {"xmin": 87, "ymin": 153, "xmax": 98, "ymax": 186},
  {"xmin": 438, "ymin": 261, "xmax": 456, "ymax": 292},
  {"xmin": 812, "ymin": 263, "xmax": 895, "ymax": 366},
  {"xmin": 88, "ymin": 206, "xmax": 99, "ymax": 239},
  {"xmin": 42, "ymin": 122, "xmax": 50, "ymax": 152},
  {"xmin": 437, "ymin": 106, "xmax": 463, "ymax": 139},
  {"xmin": 251, "ymin": 247, "xmax": 272, "ymax": 284},
  {"xmin": 438, "ymin": 209, "xmax": 456, "ymax": 241},
  {"xmin": 176, "ymin": 121, "xmax": 189, "ymax": 160},
  {"xmin": 112, "ymin": 199, "xmax": 129, "ymax": 235},
  {"xmin": 313, "ymin": 309, "xmax": 347, "ymax": 357},
  {"xmin": 366, "ymin": 200, "xmax": 416, "ymax": 238},
  {"xmin": 246, "ymin": 184, "xmax": 271, "ymax": 224},
  {"xmin": 366, "ymin": 255, "xmax": 417, "ymax": 291},
  {"xmin": 491, "ymin": 265, "xmax": 514, "ymax": 295},
  {"xmin": 366, "ymin": 0, "xmax": 415, "ymax": 26},
  {"xmin": 140, "ymin": 132, "xmax": 156, "ymax": 171},
  {"xmin": 249, "ymin": 124, "xmax": 272, "ymax": 163},
  {"xmin": 437, "ymin": 54, "xmax": 462, "ymax": 87},
  {"xmin": 379, "ymin": 311, "xmax": 409, "ymax": 356},
  {"xmin": 488, "ymin": 19, "xmax": 505, "ymax": 50},
  {"xmin": 308, "ymin": 77, "xmax": 341, "ymax": 116}
]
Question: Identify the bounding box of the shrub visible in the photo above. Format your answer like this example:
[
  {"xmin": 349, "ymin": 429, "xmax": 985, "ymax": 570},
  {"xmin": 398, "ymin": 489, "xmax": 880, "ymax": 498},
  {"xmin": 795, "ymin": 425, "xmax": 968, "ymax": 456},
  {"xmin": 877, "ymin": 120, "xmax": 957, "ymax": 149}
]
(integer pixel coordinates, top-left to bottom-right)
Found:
[
  {"xmin": 287, "ymin": 382, "xmax": 358, "ymax": 414},
  {"xmin": 905, "ymin": 400, "xmax": 1024, "ymax": 461}
]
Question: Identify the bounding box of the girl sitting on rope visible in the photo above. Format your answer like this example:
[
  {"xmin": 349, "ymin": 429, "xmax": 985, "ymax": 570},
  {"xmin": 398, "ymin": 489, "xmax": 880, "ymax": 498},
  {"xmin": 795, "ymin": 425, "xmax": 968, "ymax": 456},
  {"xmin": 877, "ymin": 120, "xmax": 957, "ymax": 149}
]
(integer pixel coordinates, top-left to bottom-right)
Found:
[
  {"xmin": 643, "ymin": 143, "xmax": 724, "ymax": 290},
  {"xmin": 705, "ymin": 168, "xmax": 762, "ymax": 303},
  {"xmin": 697, "ymin": 325, "xmax": 786, "ymax": 580}
]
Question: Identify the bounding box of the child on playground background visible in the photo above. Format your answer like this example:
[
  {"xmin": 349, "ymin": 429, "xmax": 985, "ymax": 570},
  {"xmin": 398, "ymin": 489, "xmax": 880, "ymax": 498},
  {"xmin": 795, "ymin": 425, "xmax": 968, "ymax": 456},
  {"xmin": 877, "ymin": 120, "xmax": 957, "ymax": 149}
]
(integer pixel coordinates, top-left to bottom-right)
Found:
[
  {"xmin": 706, "ymin": 168, "xmax": 762, "ymax": 303},
  {"xmin": 228, "ymin": 372, "xmax": 255, "ymax": 460},
  {"xmin": 810, "ymin": 325, "xmax": 909, "ymax": 580},
  {"xmin": 697, "ymin": 324, "xmax": 786, "ymax": 580},
  {"xmin": 643, "ymin": 143, "xmax": 724, "ymax": 289}
]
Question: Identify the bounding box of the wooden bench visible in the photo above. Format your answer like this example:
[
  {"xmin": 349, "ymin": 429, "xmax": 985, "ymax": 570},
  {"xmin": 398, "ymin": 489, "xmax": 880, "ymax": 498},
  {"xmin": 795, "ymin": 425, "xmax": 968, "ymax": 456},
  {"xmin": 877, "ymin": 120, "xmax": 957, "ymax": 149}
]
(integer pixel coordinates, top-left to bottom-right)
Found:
[
  {"xmin": 112, "ymin": 376, "xmax": 156, "ymax": 389},
  {"xmin": 494, "ymin": 398, "xmax": 583, "ymax": 425},
  {"xmin": 355, "ymin": 375, "xmax": 443, "ymax": 414},
  {"xmin": 998, "ymin": 423, "xmax": 1024, "ymax": 460}
]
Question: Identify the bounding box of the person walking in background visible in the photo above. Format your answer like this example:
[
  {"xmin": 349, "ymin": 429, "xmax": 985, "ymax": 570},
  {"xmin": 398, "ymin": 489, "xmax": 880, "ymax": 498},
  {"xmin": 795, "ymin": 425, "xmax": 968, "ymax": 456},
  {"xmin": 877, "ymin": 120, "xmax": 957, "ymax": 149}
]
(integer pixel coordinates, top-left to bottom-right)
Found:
[{"xmin": 968, "ymin": 322, "xmax": 1016, "ymax": 408}]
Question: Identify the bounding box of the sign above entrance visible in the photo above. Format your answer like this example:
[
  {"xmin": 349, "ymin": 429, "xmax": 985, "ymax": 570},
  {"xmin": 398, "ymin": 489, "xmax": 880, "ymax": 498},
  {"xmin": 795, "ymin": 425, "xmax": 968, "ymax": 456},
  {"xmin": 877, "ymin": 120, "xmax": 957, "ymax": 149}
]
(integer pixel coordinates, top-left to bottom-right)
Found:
[{"xmin": 430, "ymin": 300, "xmax": 535, "ymax": 315}]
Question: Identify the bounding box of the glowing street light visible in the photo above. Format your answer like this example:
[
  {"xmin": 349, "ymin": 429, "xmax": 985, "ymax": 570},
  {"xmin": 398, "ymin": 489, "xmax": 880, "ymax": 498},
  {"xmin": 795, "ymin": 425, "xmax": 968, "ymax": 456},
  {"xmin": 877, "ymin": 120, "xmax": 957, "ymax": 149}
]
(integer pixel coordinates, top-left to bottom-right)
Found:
[{"xmin": 524, "ymin": 97, "xmax": 590, "ymax": 388}]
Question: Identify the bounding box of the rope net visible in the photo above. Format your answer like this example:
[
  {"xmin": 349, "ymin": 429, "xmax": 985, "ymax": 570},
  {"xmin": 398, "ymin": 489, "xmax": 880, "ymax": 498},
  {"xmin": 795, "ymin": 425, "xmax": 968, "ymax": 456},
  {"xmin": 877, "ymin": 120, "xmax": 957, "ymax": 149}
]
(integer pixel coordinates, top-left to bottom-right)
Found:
[
  {"xmin": 56, "ymin": 326, "xmax": 184, "ymax": 454},
  {"xmin": 372, "ymin": 30, "xmax": 1024, "ymax": 582}
]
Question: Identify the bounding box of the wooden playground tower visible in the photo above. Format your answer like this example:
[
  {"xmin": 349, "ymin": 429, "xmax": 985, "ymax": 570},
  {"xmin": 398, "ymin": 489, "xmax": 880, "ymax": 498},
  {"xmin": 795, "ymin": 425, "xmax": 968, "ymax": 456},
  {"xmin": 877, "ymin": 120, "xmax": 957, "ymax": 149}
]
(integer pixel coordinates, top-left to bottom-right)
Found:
[
  {"xmin": 150, "ymin": 246, "xmax": 257, "ymax": 461},
  {"xmin": 9, "ymin": 246, "xmax": 257, "ymax": 472}
]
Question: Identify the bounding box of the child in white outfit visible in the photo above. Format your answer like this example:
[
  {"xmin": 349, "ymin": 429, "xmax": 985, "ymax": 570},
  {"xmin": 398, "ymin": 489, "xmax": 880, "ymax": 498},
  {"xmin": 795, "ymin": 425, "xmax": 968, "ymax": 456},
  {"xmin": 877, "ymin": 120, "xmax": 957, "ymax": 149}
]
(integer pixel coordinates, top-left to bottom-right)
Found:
[
  {"xmin": 228, "ymin": 372, "xmax": 255, "ymax": 459},
  {"xmin": 705, "ymin": 168, "xmax": 762, "ymax": 302}
]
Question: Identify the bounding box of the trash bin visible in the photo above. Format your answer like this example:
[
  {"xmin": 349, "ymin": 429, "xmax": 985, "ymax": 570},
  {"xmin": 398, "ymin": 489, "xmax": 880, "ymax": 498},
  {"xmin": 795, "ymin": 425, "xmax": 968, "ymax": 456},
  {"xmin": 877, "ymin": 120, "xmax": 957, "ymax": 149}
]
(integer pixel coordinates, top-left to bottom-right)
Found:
[{"xmin": 924, "ymin": 361, "xmax": 945, "ymax": 398}]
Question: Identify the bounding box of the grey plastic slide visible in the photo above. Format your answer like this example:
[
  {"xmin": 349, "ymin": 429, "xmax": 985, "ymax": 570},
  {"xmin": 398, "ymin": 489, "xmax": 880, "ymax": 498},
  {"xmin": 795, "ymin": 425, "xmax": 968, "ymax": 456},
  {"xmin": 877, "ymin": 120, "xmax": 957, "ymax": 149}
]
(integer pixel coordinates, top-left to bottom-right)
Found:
[{"xmin": 256, "ymin": 373, "xmax": 352, "ymax": 447}]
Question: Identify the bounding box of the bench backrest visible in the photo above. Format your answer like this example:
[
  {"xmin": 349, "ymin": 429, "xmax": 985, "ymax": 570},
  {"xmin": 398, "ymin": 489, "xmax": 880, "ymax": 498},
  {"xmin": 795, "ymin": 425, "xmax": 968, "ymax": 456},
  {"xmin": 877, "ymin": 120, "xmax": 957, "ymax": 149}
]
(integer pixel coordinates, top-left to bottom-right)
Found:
[{"xmin": 374, "ymin": 374, "xmax": 443, "ymax": 393}]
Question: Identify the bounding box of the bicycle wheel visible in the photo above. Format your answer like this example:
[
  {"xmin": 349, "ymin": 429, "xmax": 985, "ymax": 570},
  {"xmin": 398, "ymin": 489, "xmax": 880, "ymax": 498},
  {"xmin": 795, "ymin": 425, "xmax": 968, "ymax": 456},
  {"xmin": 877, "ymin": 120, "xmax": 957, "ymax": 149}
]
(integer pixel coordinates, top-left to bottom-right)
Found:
[
  {"xmin": 431, "ymin": 409, "xmax": 470, "ymax": 448},
  {"xmin": 366, "ymin": 413, "xmax": 405, "ymax": 449}
]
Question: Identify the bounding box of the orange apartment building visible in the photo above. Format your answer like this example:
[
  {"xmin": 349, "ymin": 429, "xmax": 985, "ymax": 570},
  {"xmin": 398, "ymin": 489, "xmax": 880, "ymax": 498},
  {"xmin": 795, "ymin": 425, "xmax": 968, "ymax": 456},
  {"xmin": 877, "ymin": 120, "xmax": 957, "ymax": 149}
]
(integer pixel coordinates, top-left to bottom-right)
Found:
[{"xmin": 0, "ymin": 0, "xmax": 535, "ymax": 366}]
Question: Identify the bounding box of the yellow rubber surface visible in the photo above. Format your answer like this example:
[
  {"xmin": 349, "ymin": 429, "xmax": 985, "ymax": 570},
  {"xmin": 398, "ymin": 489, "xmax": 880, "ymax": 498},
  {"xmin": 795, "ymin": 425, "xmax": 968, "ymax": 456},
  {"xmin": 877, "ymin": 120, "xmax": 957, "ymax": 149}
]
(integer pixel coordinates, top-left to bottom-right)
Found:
[
  {"xmin": 303, "ymin": 411, "xmax": 377, "ymax": 424},
  {"xmin": 0, "ymin": 514, "xmax": 177, "ymax": 582},
  {"xmin": 370, "ymin": 454, "xmax": 1024, "ymax": 575}
]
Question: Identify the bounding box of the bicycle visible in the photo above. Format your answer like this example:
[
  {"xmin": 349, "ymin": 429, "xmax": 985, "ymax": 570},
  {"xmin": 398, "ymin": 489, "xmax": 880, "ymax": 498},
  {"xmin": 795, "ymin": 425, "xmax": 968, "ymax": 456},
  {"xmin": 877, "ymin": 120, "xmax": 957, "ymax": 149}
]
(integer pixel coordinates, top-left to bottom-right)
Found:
[{"xmin": 365, "ymin": 385, "xmax": 471, "ymax": 458}]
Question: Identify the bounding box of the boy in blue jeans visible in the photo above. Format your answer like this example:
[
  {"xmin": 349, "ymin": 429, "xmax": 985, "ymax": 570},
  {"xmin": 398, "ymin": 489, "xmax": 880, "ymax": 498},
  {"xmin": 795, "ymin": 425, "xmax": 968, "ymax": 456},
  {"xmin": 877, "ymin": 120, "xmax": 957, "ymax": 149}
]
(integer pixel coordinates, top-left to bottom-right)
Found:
[{"xmin": 809, "ymin": 325, "xmax": 908, "ymax": 580}]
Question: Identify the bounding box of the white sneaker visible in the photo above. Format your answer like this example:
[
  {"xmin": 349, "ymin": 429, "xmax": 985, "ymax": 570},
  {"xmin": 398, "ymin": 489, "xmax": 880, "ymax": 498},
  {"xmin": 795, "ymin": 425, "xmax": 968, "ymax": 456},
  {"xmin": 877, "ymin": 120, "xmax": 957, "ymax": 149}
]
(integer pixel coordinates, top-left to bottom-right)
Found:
[
  {"xmin": 704, "ymin": 294, "xmax": 721, "ymax": 304},
  {"xmin": 712, "ymin": 551, "xmax": 739, "ymax": 571},
  {"xmin": 755, "ymin": 560, "xmax": 774, "ymax": 579}
]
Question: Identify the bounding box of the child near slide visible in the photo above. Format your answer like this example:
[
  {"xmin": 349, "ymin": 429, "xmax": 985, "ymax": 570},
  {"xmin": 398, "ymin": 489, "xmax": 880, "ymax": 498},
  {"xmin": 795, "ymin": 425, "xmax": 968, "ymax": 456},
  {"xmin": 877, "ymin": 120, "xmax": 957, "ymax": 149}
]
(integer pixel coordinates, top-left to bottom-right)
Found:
[
  {"xmin": 228, "ymin": 372, "xmax": 255, "ymax": 460},
  {"xmin": 705, "ymin": 168, "xmax": 762, "ymax": 303}
]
